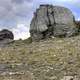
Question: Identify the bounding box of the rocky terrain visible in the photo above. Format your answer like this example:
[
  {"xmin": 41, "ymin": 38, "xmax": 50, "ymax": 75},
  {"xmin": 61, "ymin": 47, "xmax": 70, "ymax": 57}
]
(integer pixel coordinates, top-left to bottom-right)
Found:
[
  {"xmin": 0, "ymin": 4, "xmax": 80, "ymax": 80},
  {"xmin": 0, "ymin": 35, "xmax": 80, "ymax": 80}
]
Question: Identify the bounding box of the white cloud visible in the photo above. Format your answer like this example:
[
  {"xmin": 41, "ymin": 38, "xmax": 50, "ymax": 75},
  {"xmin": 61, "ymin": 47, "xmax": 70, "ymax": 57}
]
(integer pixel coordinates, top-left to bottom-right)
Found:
[
  {"xmin": 56, "ymin": 0, "xmax": 78, "ymax": 2},
  {"xmin": 12, "ymin": 23, "xmax": 30, "ymax": 40},
  {"xmin": 0, "ymin": 0, "xmax": 34, "ymax": 28},
  {"xmin": 77, "ymin": 18, "xmax": 80, "ymax": 21},
  {"xmin": 53, "ymin": 0, "xmax": 79, "ymax": 3}
]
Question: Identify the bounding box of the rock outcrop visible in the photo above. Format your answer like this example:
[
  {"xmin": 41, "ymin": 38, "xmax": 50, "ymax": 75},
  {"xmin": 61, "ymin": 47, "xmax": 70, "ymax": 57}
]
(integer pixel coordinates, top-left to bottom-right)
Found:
[
  {"xmin": 30, "ymin": 5, "xmax": 78, "ymax": 41},
  {"xmin": 0, "ymin": 29, "xmax": 14, "ymax": 45},
  {"xmin": 0, "ymin": 29, "xmax": 14, "ymax": 40},
  {"xmin": 75, "ymin": 21, "xmax": 80, "ymax": 32}
]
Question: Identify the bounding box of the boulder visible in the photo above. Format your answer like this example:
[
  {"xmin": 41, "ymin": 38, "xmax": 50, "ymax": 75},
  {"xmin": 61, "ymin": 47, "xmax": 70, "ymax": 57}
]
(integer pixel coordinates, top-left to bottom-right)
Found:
[
  {"xmin": 0, "ymin": 29, "xmax": 14, "ymax": 40},
  {"xmin": 30, "ymin": 5, "xmax": 77, "ymax": 41},
  {"xmin": 0, "ymin": 29, "xmax": 14, "ymax": 46}
]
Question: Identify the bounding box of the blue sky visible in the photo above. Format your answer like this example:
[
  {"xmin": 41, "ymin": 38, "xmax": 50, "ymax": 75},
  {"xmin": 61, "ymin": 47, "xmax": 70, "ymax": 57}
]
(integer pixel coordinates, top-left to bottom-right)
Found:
[{"xmin": 0, "ymin": 0, "xmax": 80, "ymax": 40}]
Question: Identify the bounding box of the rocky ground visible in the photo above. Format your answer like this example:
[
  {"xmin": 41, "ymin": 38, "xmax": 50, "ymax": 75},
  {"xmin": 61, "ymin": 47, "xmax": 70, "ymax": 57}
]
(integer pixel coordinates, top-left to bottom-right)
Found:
[{"xmin": 0, "ymin": 35, "xmax": 80, "ymax": 80}]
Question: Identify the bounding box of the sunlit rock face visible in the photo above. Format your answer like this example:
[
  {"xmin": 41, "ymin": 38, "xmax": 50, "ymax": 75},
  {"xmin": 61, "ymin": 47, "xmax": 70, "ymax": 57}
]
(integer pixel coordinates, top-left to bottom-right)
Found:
[
  {"xmin": 0, "ymin": 29, "xmax": 14, "ymax": 46},
  {"xmin": 30, "ymin": 4, "xmax": 77, "ymax": 41}
]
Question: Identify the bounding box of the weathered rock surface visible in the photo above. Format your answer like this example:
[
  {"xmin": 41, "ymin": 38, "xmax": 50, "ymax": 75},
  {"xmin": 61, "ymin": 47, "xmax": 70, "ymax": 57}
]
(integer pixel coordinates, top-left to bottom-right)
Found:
[
  {"xmin": 0, "ymin": 29, "xmax": 14, "ymax": 46},
  {"xmin": 76, "ymin": 21, "xmax": 80, "ymax": 32},
  {"xmin": 0, "ymin": 29, "xmax": 14, "ymax": 40},
  {"xmin": 30, "ymin": 5, "xmax": 77, "ymax": 41}
]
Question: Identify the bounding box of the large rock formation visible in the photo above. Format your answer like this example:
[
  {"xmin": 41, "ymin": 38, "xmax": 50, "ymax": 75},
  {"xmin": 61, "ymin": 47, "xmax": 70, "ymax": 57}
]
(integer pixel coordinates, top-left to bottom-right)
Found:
[
  {"xmin": 30, "ymin": 5, "xmax": 78, "ymax": 41},
  {"xmin": 0, "ymin": 29, "xmax": 14, "ymax": 45}
]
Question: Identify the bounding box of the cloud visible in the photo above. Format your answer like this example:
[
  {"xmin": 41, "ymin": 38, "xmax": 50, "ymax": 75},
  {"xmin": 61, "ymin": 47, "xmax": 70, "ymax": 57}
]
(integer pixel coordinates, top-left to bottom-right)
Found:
[
  {"xmin": 54, "ymin": 0, "xmax": 79, "ymax": 2},
  {"xmin": 77, "ymin": 18, "xmax": 80, "ymax": 21},
  {"xmin": 12, "ymin": 23, "xmax": 30, "ymax": 40},
  {"xmin": 12, "ymin": 0, "xmax": 33, "ymax": 4},
  {"xmin": 0, "ymin": 0, "xmax": 33, "ymax": 28},
  {"xmin": 11, "ymin": 0, "xmax": 24, "ymax": 4}
]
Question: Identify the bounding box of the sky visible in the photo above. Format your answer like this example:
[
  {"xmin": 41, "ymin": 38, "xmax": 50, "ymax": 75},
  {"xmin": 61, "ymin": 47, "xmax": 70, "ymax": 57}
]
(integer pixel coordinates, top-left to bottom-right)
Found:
[{"xmin": 0, "ymin": 0, "xmax": 80, "ymax": 40}]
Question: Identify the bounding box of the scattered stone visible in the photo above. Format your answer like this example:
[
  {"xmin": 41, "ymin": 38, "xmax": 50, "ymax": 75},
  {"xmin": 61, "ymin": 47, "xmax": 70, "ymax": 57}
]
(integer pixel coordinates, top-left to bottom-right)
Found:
[{"xmin": 61, "ymin": 76, "xmax": 78, "ymax": 80}]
